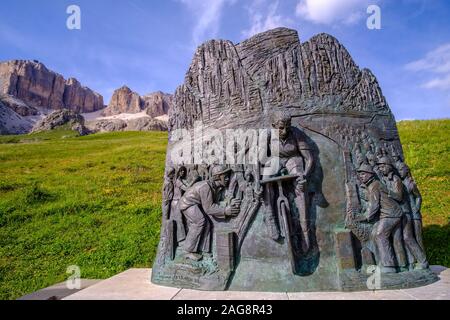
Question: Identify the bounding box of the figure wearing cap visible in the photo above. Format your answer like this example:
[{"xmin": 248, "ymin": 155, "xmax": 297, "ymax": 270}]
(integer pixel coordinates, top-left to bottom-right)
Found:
[
  {"xmin": 179, "ymin": 165, "xmax": 241, "ymax": 261},
  {"xmin": 354, "ymin": 162, "xmax": 407, "ymax": 273}
]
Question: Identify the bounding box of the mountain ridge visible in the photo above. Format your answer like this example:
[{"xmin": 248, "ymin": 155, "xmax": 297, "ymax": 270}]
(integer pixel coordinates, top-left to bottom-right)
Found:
[{"xmin": 0, "ymin": 60, "xmax": 172, "ymax": 134}]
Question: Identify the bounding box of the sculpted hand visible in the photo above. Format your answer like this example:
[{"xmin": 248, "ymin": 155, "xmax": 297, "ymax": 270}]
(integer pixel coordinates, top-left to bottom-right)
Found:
[
  {"xmin": 230, "ymin": 199, "xmax": 242, "ymax": 208},
  {"xmin": 354, "ymin": 215, "xmax": 367, "ymax": 223},
  {"xmin": 225, "ymin": 205, "xmax": 240, "ymax": 217},
  {"xmin": 254, "ymin": 189, "xmax": 263, "ymax": 202},
  {"xmin": 295, "ymin": 179, "xmax": 306, "ymax": 193}
]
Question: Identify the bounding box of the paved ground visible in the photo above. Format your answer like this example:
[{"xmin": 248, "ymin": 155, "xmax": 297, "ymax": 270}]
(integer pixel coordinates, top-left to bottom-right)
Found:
[
  {"xmin": 62, "ymin": 266, "xmax": 450, "ymax": 300},
  {"xmin": 19, "ymin": 279, "xmax": 102, "ymax": 300}
]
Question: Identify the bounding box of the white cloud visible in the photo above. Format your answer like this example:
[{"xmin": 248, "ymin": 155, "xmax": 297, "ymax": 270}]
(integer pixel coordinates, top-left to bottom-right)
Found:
[
  {"xmin": 295, "ymin": 0, "xmax": 375, "ymax": 25},
  {"xmin": 405, "ymin": 43, "xmax": 450, "ymax": 74},
  {"xmin": 422, "ymin": 74, "xmax": 450, "ymax": 90},
  {"xmin": 179, "ymin": 0, "xmax": 236, "ymax": 45},
  {"xmin": 242, "ymin": 0, "xmax": 293, "ymax": 38},
  {"xmin": 406, "ymin": 43, "xmax": 450, "ymax": 91}
]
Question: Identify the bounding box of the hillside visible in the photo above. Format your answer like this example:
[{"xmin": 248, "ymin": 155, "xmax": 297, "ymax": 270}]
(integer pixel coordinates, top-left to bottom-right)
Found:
[
  {"xmin": 0, "ymin": 120, "xmax": 448, "ymax": 299},
  {"xmin": 0, "ymin": 130, "xmax": 167, "ymax": 299}
]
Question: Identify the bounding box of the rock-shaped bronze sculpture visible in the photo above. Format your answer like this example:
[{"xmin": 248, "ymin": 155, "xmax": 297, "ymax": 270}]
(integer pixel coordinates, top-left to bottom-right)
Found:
[{"xmin": 151, "ymin": 28, "xmax": 438, "ymax": 291}]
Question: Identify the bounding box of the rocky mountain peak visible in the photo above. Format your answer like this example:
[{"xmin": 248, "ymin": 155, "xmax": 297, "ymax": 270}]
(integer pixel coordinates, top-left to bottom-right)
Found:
[
  {"xmin": 143, "ymin": 91, "xmax": 173, "ymax": 118},
  {"xmin": 102, "ymin": 86, "xmax": 142, "ymax": 116},
  {"xmin": 102, "ymin": 86, "xmax": 173, "ymax": 118},
  {"xmin": 119, "ymin": 85, "xmax": 132, "ymax": 92},
  {"xmin": 0, "ymin": 59, "xmax": 104, "ymax": 113},
  {"xmin": 66, "ymin": 77, "xmax": 80, "ymax": 86}
]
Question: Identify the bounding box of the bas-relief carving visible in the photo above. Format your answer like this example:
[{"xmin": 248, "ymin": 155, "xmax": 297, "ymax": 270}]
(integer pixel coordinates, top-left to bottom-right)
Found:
[{"xmin": 152, "ymin": 28, "xmax": 438, "ymax": 291}]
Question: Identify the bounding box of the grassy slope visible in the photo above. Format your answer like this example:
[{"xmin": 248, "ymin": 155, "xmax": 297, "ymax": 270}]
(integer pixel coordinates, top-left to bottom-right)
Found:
[
  {"xmin": 0, "ymin": 129, "xmax": 167, "ymax": 299},
  {"xmin": 397, "ymin": 120, "xmax": 450, "ymax": 267},
  {"xmin": 0, "ymin": 120, "xmax": 448, "ymax": 299}
]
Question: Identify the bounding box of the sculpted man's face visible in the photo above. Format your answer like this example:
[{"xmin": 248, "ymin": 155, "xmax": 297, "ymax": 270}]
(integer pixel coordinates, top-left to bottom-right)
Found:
[
  {"xmin": 398, "ymin": 166, "xmax": 409, "ymax": 179},
  {"xmin": 358, "ymin": 171, "xmax": 373, "ymax": 184},
  {"xmin": 216, "ymin": 173, "xmax": 231, "ymax": 188},
  {"xmin": 218, "ymin": 173, "xmax": 231, "ymax": 188},
  {"xmin": 273, "ymin": 120, "xmax": 290, "ymax": 140},
  {"xmin": 379, "ymin": 164, "xmax": 391, "ymax": 176},
  {"xmin": 357, "ymin": 153, "xmax": 364, "ymax": 162},
  {"xmin": 224, "ymin": 173, "xmax": 231, "ymax": 187}
]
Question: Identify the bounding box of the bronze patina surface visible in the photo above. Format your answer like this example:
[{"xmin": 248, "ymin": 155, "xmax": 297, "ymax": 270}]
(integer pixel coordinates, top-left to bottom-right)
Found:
[{"xmin": 151, "ymin": 28, "xmax": 438, "ymax": 292}]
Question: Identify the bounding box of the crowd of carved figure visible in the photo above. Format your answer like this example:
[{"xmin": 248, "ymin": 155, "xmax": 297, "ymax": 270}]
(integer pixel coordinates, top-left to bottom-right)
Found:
[
  {"xmin": 160, "ymin": 112, "xmax": 315, "ymax": 271},
  {"xmin": 160, "ymin": 115, "xmax": 428, "ymax": 276},
  {"xmin": 343, "ymin": 126, "xmax": 428, "ymax": 274}
]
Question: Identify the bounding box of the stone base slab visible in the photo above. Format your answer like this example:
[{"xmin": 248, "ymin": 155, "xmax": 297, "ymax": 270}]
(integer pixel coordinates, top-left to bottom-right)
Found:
[{"xmin": 62, "ymin": 266, "xmax": 450, "ymax": 300}]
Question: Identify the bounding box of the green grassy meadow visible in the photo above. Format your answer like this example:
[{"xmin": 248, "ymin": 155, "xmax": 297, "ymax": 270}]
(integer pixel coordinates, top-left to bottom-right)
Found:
[
  {"xmin": 396, "ymin": 120, "xmax": 450, "ymax": 267},
  {"xmin": 0, "ymin": 120, "xmax": 449, "ymax": 300},
  {"xmin": 0, "ymin": 130, "xmax": 167, "ymax": 300}
]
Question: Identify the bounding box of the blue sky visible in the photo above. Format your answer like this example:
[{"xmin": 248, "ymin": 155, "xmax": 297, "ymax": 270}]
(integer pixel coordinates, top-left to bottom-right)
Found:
[{"xmin": 0, "ymin": 0, "xmax": 449, "ymax": 120}]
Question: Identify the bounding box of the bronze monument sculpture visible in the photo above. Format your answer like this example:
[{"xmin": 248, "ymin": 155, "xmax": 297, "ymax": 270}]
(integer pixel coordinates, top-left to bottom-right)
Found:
[{"xmin": 151, "ymin": 28, "xmax": 437, "ymax": 291}]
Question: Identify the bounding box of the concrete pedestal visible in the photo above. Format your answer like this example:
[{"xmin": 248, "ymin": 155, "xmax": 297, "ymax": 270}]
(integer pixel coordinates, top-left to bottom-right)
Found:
[{"xmin": 62, "ymin": 266, "xmax": 450, "ymax": 300}]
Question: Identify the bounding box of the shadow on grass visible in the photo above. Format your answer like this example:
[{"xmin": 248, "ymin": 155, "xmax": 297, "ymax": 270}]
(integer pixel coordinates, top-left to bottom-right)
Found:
[
  {"xmin": 423, "ymin": 224, "xmax": 450, "ymax": 267},
  {"xmin": 24, "ymin": 183, "xmax": 55, "ymax": 205}
]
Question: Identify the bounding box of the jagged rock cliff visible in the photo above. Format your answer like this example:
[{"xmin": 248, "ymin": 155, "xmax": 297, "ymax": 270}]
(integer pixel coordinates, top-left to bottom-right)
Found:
[
  {"xmin": 0, "ymin": 99, "xmax": 34, "ymax": 135},
  {"xmin": 102, "ymin": 86, "xmax": 142, "ymax": 116},
  {"xmin": 143, "ymin": 91, "xmax": 173, "ymax": 118},
  {"xmin": 0, "ymin": 60, "xmax": 173, "ymax": 134},
  {"xmin": 102, "ymin": 86, "xmax": 173, "ymax": 118},
  {"xmin": 0, "ymin": 94, "xmax": 38, "ymax": 116},
  {"xmin": 169, "ymin": 28, "xmax": 392, "ymax": 132},
  {"xmin": 32, "ymin": 109, "xmax": 90, "ymax": 135},
  {"xmin": 0, "ymin": 60, "xmax": 104, "ymax": 113},
  {"xmin": 86, "ymin": 117, "xmax": 168, "ymax": 133}
]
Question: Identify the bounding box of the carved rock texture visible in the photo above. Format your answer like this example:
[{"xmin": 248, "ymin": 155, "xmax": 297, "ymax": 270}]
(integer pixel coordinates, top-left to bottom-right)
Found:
[
  {"xmin": 0, "ymin": 60, "xmax": 104, "ymax": 113},
  {"xmin": 169, "ymin": 28, "xmax": 392, "ymax": 132},
  {"xmin": 102, "ymin": 86, "xmax": 173, "ymax": 118}
]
